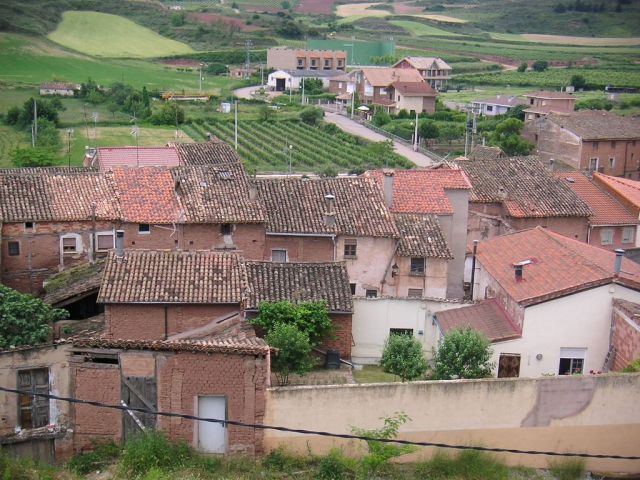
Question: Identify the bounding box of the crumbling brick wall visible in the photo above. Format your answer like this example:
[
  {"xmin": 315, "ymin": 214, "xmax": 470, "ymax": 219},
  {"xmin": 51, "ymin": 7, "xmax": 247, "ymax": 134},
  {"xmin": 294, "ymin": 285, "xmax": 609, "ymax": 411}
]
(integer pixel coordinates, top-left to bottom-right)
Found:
[{"xmin": 611, "ymin": 301, "xmax": 640, "ymax": 371}]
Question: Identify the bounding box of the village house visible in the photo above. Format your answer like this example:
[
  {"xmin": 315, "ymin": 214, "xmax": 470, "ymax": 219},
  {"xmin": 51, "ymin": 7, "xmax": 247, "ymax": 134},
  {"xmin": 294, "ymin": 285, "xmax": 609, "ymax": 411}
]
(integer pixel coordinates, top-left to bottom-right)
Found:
[
  {"xmin": 39, "ymin": 82, "xmax": 79, "ymax": 97},
  {"xmin": 333, "ymin": 68, "xmax": 437, "ymax": 115},
  {"xmin": 457, "ymin": 154, "xmax": 592, "ymax": 245},
  {"xmin": 437, "ymin": 226, "xmax": 640, "ymax": 378},
  {"xmin": 524, "ymin": 110, "xmax": 640, "ymax": 178},
  {"xmin": 523, "ymin": 90, "xmax": 576, "ymax": 122},
  {"xmin": 267, "ymin": 47, "xmax": 346, "ymax": 72},
  {"xmin": 267, "ymin": 69, "xmax": 344, "ymax": 92},
  {"xmin": 555, "ymin": 172, "xmax": 638, "ymax": 250},
  {"xmin": 393, "ymin": 56, "xmax": 452, "ymax": 91},
  {"xmin": 367, "ymin": 167, "xmax": 472, "ymax": 299},
  {"xmin": 471, "ymin": 95, "xmax": 527, "ymax": 117}
]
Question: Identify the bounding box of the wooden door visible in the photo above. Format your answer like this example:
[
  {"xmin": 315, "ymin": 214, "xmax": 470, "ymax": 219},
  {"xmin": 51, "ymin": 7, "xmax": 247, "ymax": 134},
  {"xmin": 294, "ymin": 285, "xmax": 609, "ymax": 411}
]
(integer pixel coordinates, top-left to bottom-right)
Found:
[{"xmin": 121, "ymin": 376, "xmax": 157, "ymax": 442}]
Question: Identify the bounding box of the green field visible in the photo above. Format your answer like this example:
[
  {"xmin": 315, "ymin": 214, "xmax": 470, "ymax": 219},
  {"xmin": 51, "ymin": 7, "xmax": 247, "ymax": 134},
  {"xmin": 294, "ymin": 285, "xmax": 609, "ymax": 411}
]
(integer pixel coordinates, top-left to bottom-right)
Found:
[
  {"xmin": 48, "ymin": 11, "xmax": 194, "ymax": 58},
  {"xmin": 186, "ymin": 120, "xmax": 412, "ymax": 174},
  {"xmin": 389, "ymin": 20, "xmax": 464, "ymax": 37}
]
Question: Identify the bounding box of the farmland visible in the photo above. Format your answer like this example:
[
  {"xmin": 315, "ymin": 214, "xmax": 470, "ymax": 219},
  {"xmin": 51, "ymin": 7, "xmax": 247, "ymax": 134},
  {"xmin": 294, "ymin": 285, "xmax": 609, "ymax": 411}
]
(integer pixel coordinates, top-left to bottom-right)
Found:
[
  {"xmin": 389, "ymin": 20, "xmax": 464, "ymax": 37},
  {"xmin": 185, "ymin": 120, "xmax": 412, "ymax": 174}
]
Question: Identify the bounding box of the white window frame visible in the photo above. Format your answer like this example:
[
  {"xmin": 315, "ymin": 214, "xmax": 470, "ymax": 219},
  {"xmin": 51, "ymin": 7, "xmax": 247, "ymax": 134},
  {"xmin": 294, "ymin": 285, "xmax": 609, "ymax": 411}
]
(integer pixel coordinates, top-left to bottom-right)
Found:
[
  {"xmin": 95, "ymin": 230, "xmax": 115, "ymax": 252},
  {"xmin": 271, "ymin": 249, "xmax": 288, "ymax": 263},
  {"xmin": 622, "ymin": 226, "xmax": 635, "ymax": 244},
  {"xmin": 559, "ymin": 347, "xmax": 586, "ymax": 375},
  {"xmin": 600, "ymin": 228, "xmax": 614, "ymax": 246},
  {"xmin": 60, "ymin": 233, "xmax": 82, "ymax": 255},
  {"xmin": 138, "ymin": 223, "xmax": 151, "ymax": 235}
]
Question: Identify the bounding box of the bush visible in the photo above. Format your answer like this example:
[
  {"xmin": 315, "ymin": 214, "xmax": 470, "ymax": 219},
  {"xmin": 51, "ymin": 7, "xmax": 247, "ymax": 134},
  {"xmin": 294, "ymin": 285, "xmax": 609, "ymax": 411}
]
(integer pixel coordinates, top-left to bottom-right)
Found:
[
  {"xmin": 265, "ymin": 323, "xmax": 314, "ymax": 386},
  {"xmin": 151, "ymin": 102, "xmax": 185, "ymax": 125},
  {"xmin": 12, "ymin": 147, "xmax": 58, "ymax": 168},
  {"xmin": 517, "ymin": 62, "xmax": 528, "ymax": 72},
  {"xmin": 67, "ymin": 441, "xmax": 121, "ymax": 474},
  {"xmin": 380, "ymin": 333, "xmax": 428, "ymax": 381},
  {"xmin": 372, "ymin": 109, "xmax": 392, "ymax": 127},
  {"xmin": 532, "ymin": 60, "xmax": 549, "ymax": 72},
  {"xmin": 299, "ymin": 107, "xmax": 323, "ymax": 126},
  {"xmin": 317, "ymin": 449, "xmax": 357, "ymax": 480},
  {"xmin": 575, "ymin": 98, "xmax": 613, "ymax": 111},
  {"xmin": 432, "ymin": 327, "xmax": 494, "ymax": 380},
  {"xmin": 416, "ymin": 450, "xmax": 510, "ymax": 480},
  {"xmin": 119, "ymin": 432, "xmax": 192, "ymax": 478},
  {"xmin": 570, "ymin": 74, "xmax": 587, "ymax": 90},
  {"xmin": 549, "ymin": 458, "xmax": 586, "ymax": 480},
  {"xmin": 622, "ymin": 357, "xmax": 640, "ymax": 372},
  {"xmin": 262, "ymin": 447, "xmax": 307, "ymax": 472}
]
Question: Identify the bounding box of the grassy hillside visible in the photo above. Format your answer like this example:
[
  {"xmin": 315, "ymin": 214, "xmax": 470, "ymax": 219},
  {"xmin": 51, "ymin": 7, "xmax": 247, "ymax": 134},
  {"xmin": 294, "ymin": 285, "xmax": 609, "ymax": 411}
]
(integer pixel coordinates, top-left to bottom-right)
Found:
[{"xmin": 48, "ymin": 11, "xmax": 194, "ymax": 58}]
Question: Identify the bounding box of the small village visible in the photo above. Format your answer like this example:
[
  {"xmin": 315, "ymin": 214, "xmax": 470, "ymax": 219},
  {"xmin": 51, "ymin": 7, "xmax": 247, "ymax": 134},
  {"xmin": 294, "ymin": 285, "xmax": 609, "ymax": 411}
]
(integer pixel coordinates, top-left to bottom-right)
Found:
[{"xmin": 1, "ymin": 1, "xmax": 640, "ymax": 479}]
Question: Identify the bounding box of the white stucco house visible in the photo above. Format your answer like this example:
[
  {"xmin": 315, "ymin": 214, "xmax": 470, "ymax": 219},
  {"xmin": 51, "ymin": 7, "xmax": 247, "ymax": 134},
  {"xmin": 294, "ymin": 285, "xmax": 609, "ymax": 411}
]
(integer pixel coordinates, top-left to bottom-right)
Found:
[
  {"xmin": 267, "ymin": 70, "xmax": 344, "ymax": 92},
  {"xmin": 471, "ymin": 95, "xmax": 527, "ymax": 116},
  {"xmin": 435, "ymin": 226, "xmax": 640, "ymax": 378}
]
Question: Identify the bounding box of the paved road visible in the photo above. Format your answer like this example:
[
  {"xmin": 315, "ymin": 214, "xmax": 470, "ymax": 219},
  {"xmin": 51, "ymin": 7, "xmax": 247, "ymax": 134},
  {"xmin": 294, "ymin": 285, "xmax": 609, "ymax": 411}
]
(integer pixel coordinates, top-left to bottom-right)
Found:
[
  {"xmin": 323, "ymin": 111, "xmax": 436, "ymax": 167},
  {"xmin": 233, "ymin": 85, "xmax": 282, "ymax": 100}
]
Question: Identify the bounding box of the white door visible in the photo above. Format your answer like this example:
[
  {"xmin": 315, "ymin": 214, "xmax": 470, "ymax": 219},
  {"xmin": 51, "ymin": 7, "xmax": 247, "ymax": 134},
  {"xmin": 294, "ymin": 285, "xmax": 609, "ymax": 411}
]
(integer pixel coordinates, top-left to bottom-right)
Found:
[{"xmin": 198, "ymin": 396, "xmax": 226, "ymax": 453}]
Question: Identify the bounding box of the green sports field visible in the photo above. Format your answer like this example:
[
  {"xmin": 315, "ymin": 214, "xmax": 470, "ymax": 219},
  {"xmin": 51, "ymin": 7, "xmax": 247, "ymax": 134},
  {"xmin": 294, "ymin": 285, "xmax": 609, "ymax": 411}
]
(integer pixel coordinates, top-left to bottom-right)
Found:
[{"xmin": 48, "ymin": 11, "xmax": 194, "ymax": 58}]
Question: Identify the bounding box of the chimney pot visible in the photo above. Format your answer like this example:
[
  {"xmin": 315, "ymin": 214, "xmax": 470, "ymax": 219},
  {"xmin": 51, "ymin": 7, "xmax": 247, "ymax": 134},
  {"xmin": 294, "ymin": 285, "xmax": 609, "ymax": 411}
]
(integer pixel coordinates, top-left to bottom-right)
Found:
[
  {"xmin": 249, "ymin": 184, "xmax": 258, "ymax": 202},
  {"xmin": 514, "ymin": 263, "xmax": 524, "ymax": 281},
  {"xmin": 115, "ymin": 230, "xmax": 125, "ymax": 259},
  {"xmin": 614, "ymin": 248, "xmax": 625, "ymax": 274},
  {"xmin": 382, "ymin": 170, "xmax": 394, "ymax": 208}
]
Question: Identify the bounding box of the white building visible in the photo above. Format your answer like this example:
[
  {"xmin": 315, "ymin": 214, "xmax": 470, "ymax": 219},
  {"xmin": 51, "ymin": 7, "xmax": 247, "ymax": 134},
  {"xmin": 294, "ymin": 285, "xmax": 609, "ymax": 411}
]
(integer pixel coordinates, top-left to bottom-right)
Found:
[
  {"xmin": 267, "ymin": 70, "xmax": 344, "ymax": 92},
  {"xmin": 471, "ymin": 95, "xmax": 527, "ymax": 116}
]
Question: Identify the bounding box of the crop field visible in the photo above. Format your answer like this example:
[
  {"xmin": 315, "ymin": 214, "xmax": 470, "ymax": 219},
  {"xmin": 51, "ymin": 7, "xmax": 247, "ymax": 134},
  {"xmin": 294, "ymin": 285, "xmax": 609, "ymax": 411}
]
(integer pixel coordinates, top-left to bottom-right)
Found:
[
  {"xmin": 0, "ymin": 126, "xmax": 29, "ymax": 168},
  {"xmin": 186, "ymin": 120, "xmax": 412, "ymax": 173},
  {"xmin": 490, "ymin": 33, "xmax": 640, "ymax": 46},
  {"xmin": 48, "ymin": 11, "xmax": 194, "ymax": 58},
  {"xmin": 389, "ymin": 20, "xmax": 463, "ymax": 37}
]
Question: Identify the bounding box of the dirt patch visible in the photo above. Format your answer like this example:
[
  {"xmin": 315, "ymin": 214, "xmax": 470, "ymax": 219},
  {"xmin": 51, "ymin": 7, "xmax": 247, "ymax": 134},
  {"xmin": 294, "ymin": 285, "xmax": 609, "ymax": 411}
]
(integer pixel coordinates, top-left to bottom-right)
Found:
[
  {"xmin": 336, "ymin": 2, "xmax": 389, "ymax": 17},
  {"xmin": 521, "ymin": 33, "xmax": 640, "ymax": 46},
  {"xmin": 188, "ymin": 13, "xmax": 260, "ymax": 31},
  {"xmin": 296, "ymin": 0, "xmax": 335, "ymax": 14},
  {"xmin": 393, "ymin": 2, "xmax": 424, "ymax": 14}
]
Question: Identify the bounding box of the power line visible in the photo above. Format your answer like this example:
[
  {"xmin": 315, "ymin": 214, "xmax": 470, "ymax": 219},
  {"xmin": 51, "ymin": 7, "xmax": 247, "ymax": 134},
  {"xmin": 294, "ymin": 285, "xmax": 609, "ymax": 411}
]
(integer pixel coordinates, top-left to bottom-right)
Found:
[{"xmin": 2, "ymin": 385, "xmax": 638, "ymax": 461}]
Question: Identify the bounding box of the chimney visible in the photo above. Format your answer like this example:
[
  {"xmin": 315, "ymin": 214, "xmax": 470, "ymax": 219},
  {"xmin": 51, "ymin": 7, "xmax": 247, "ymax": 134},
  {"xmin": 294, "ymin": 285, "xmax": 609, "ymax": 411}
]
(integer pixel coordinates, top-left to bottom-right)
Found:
[
  {"xmin": 249, "ymin": 183, "xmax": 258, "ymax": 202},
  {"xmin": 383, "ymin": 169, "xmax": 394, "ymax": 208},
  {"xmin": 206, "ymin": 132, "xmax": 212, "ymax": 141},
  {"xmin": 323, "ymin": 194, "xmax": 336, "ymax": 228},
  {"xmin": 514, "ymin": 263, "xmax": 524, "ymax": 281},
  {"xmin": 614, "ymin": 248, "xmax": 625, "ymax": 274},
  {"xmin": 115, "ymin": 230, "xmax": 125, "ymax": 259}
]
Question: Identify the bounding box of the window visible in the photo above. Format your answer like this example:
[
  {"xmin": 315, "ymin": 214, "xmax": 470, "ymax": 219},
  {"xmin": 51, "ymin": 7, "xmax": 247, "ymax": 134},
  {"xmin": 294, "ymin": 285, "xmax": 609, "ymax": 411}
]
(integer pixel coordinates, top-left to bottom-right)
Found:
[
  {"xmin": 221, "ymin": 223, "xmax": 233, "ymax": 236},
  {"xmin": 24, "ymin": 221, "xmax": 34, "ymax": 231},
  {"xmin": 410, "ymin": 257, "xmax": 425, "ymax": 275},
  {"xmin": 609, "ymin": 157, "xmax": 615, "ymax": 169},
  {"xmin": 486, "ymin": 105, "xmax": 493, "ymax": 112},
  {"xmin": 407, "ymin": 288, "xmax": 423, "ymax": 298},
  {"xmin": 138, "ymin": 224, "xmax": 150, "ymax": 234},
  {"xmin": 350, "ymin": 283, "xmax": 356, "ymax": 295},
  {"xmin": 61, "ymin": 235, "xmax": 80, "ymax": 254},
  {"xmin": 8, "ymin": 241, "xmax": 20, "ymax": 256},
  {"xmin": 589, "ymin": 157, "xmax": 599, "ymax": 172},
  {"xmin": 344, "ymin": 239, "xmax": 357, "ymax": 258},
  {"xmin": 271, "ymin": 249, "xmax": 287, "ymax": 262},
  {"xmin": 558, "ymin": 348, "xmax": 586, "ymax": 375},
  {"xmin": 95, "ymin": 232, "xmax": 115, "ymax": 252},
  {"xmin": 324, "ymin": 59, "xmax": 330, "ymax": 68},
  {"xmin": 18, "ymin": 368, "xmax": 49, "ymax": 429},
  {"xmin": 497, "ymin": 354, "xmax": 521, "ymax": 378},
  {"xmin": 600, "ymin": 228, "xmax": 614, "ymax": 245},
  {"xmin": 622, "ymin": 226, "xmax": 635, "ymax": 244},
  {"xmin": 390, "ymin": 328, "xmax": 413, "ymax": 336},
  {"xmin": 365, "ymin": 289, "xmax": 377, "ymax": 298}
]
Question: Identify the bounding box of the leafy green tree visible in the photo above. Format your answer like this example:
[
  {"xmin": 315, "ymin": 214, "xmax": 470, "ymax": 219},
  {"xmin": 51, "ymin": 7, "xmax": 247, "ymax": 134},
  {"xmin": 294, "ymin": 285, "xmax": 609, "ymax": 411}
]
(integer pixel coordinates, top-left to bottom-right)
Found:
[
  {"xmin": 432, "ymin": 328, "xmax": 494, "ymax": 380},
  {"xmin": 170, "ymin": 12, "xmax": 185, "ymax": 27},
  {"xmin": 489, "ymin": 117, "xmax": 533, "ymax": 155},
  {"xmin": 34, "ymin": 118, "xmax": 62, "ymax": 151},
  {"xmin": 575, "ymin": 98, "xmax": 613, "ymax": 111},
  {"xmin": 437, "ymin": 123, "xmax": 464, "ymax": 145},
  {"xmin": 299, "ymin": 107, "xmax": 323, "ymax": 126},
  {"xmin": 258, "ymin": 104, "xmax": 275, "ymax": 122},
  {"xmin": 505, "ymin": 104, "xmax": 527, "ymax": 121},
  {"xmin": 380, "ymin": 333, "xmax": 428, "ymax": 381},
  {"xmin": 266, "ymin": 323, "xmax": 314, "ymax": 385},
  {"xmin": 532, "ymin": 60, "xmax": 549, "ymax": 72},
  {"xmin": 372, "ymin": 109, "xmax": 392, "ymax": 127},
  {"xmin": 570, "ymin": 74, "xmax": 587, "ymax": 90},
  {"xmin": 276, "ymin": 20, "xmax": 303, "ymax": 39},
  {"xmin": 303, "ymin": 78, "xmax": 324, "ymax": 95},
  {"xmin": 206, "ymin": 63, "xmax": 228, "ymax": 75},
  {"xmin": 5, "ymin": 106, "xmax": 20, "ymax": 125},
  {"xmin": 418, "ymin": 119, "xmax": 439, "ymax": 145},
  {"xmin": 151, "ymin": 102, "xmax": 185, "ymax": 125},
  {"xmin": 10, "ymin": 97, "xmax": 65, "ymax": 128},
  {"xmin": 12, "ymin": 147, "xmax": 58, "ymax": 167},
  {"xmin": 0, "ymin": 284, "xmax": 67, "ymax": 349},
  {"xmin": 517, "ymin": 62, "xmax": 528, "ymax": 72},
  {"xmin": 367, "ymin": 140, "xmax": 395, "ymax": 167},
  {"xmin": 281, "ymin": 0, "xmax": 291, "ymax": 10},
  {"xmin": 249, "ymin": 301, "xmax": 333, "ymax": 347}
]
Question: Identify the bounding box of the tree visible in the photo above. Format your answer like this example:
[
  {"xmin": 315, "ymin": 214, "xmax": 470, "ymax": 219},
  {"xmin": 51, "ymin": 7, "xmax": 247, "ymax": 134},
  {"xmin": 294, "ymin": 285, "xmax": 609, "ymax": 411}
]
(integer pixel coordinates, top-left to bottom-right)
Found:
[
  {"xmin": 532, "ymin": 60, "xmax": 549, "ymax": 72},
  {"xmin": 276, "ymin": 20, "xmax": 303, "ymax": 39},
  {"xmin": 0, "ymin": 284, "xmax": 67, "ymax": 349},
  {"xmin": 432, "ymin": 328, "xmax": 494, "ymax": 380},
  {"xmin": 505, "ymin": 104, "xmax": 527, "ymax": 121},
  {"xmin": 553, "ymin": 3, "xmax": 567, "ymax": 13},
  {"xmin": 371, "ymin": 109, "xmax": 391, "ymax": 127},
  {"xmin": 437, "ymin": 123, "xmax": 464, "ymax": 145},
  {"xmin": 266, "ymin": 323, "xmax": 314, "ymax": 385},
  {"xmin": 367, "ymin": 140, "xmax": 395, "ymax": 167},
  {"xmin": 151, "ymin": 102, "xmax": 185, "ymax": 125},
  {"xmin": 418, "ymin": 119, "xmax": 439, "ymax": 145},
  {"xmin": 281, "ymin": 0, "xmax": 291, "ymax": 9},
  {"xmin": 380, "ymin": 334, "xmax": 428, "ymax": 381},
  {"xmin": 489, "ymin": 117, "xmax": 533, "ymax": 155},
  {"xmin": 517, "ymin": 62, "xmax": 528, "ymax": 72},
  {"xmin": 299, "ymin": 107, "xmax": 323, "ymax": 126},
  {"xmin": 570, "ymin": 74, "xmax": 587, "ymax": 90},
  {"xmin": 258, "ymin": 104, "xmax": 275, "ymax": 122},
  {"xmin": 11, "ymin": 148, "xmax": 58, "ymax": 168},
  {"xmin": 303, "ymin": 78, "xmax": 323, "ymax": 95}
]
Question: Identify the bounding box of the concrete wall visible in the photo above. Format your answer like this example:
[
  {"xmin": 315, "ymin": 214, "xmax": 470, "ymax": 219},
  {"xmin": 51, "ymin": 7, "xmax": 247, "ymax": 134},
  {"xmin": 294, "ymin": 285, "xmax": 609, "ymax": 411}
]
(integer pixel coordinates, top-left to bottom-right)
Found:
[
  {"xmin": 338, "ymin": 236, "xmax": 396, "ymax": 297},
  {"xmin": 351, "ymin": 297, "xmax": 466, "ymax": 364},
  {"xmin": 264, "ymin": 373, "xmax": 640, "ymax": 474},
  {"xmin": 489, "ymin": 285, "xmax": 640, "ymax": 377},
  {"xmin": 443, "ymin": 189, "xmax": 469, "ymax": 299}
]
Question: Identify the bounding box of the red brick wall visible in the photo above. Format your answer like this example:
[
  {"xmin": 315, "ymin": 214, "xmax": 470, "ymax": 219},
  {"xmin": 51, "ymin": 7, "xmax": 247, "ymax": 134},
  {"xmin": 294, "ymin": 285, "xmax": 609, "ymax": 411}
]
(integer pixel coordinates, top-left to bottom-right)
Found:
[
  {"xmin": 589, "ymin": 225, "xmax": 636, "ymax": 251},
  {"xmin": 72, "ymin": 363, "xmax": 122, "ymax": 452},
  {"xmin": 611, "ymin": 305, "xmax": 640, "ymax": 371},
  {"xmin": 105, "ymin": 304, "xmax": 239, "ymax": 340},
  {"xmin": 508, "ymin": 216, "xmax": 589, "ymax": 242},
  {"xmin": 579, "ymin": 140, "xmax": 640, "ymax": 178},
  {"xmin": 156, "ymin": 352, "xmax": 267, "ymax": 455},
  {"xmin": 320, "ymin": 314, "xmax": 352, "ymax": 359},
  {"xmin": 264, "ymin": 235, "xmax": 334, "ymax": 262}
]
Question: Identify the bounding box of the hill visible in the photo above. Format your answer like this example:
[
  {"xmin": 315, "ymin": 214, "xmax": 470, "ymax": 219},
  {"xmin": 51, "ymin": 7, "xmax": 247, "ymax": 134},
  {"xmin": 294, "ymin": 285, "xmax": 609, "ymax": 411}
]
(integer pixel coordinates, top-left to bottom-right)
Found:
[{"xmin": 47, "ymin": 11, "xmax": 193, "ymax": 58}]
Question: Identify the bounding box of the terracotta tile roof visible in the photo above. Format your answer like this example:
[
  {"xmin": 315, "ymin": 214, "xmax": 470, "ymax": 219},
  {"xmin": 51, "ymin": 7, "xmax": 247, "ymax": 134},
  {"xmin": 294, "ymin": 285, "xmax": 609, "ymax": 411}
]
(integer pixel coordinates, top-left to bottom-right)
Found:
[
  {"xmin": 468, "ymin": 145, "xmax": 506, "ymax": 161},
  {"xmin": 394, "ymin": 57, "xmax": 452, "ymax": 71},
  {"xmin": 174, "ymin": 140, "xmax": 243, "ymax": 166},
  {"xmin": 96, "ymin": 147, "xmax": 181, "ymax": 170},
  {"xmin": 40, "ymin": 82, "xmax": 79, "ymax": 90},
  {"xmin": 71, "ymin": 336, "xmax": 270, "ymax": 355},
  {"xmin": 525, "ymin": 90, "xmax": 575, "ymax": 100},
  {"xmin": 98, "ymin": 250, "xmax": 245, "ymax": 304},
  {"xmin": 473, "ymin": 95, "xmax": 527, "ymax": 107},
  {"xmin": 0, "ymin": 168, "xmax": 120, "ymax": 222},
  {"xmin": 476, "ymin": 226, "xmax": 640, "ymax": 306},
  {"xmin": 366, "ymin": 168, "xmax": 471, "ymax": 215},
  {"xmin": 245, "ymin": 261, "xmax": 353, "ymax": 313},
  {"xmin": 546, "ymin": 111, "xmax": 640, "ymax": 141},
  {"xmin": 457, "ymin": 155, "xmax": 591, "ymax": 218},
  {"xmin": 393, "ymin": 81, "xmax": 436, "ymax": 96},
  {"xmin": 593, "ymin": 173, "xmax": 640, "ymax": 210},
  {"xmin": 394, "ymin": 214, "xmax": 452, "ymax": 259},
  {"xmin": 360, "ymin": 68, "xmax": 425, "ymax": 87},
  {"xmin": 109, "ymin": 167, "xmax": 179, "ymax": 224},
  {"xmin": 256, "ymin": 177, "xmax": 398, "ymax": 237},
  {"xmin": 555, "ymin": 172, "xmax": 637, "ymax": 226},
  {"xmin": 172, "ymin": 165, "xmax": 266, "ymax": 224},
  {"xmin": 435, "ymin": 299, "xmax": 521, "ymax": 342},
  {"xmin": 43, "ymin": 261, "xmax": 105, "ymax": 306}
]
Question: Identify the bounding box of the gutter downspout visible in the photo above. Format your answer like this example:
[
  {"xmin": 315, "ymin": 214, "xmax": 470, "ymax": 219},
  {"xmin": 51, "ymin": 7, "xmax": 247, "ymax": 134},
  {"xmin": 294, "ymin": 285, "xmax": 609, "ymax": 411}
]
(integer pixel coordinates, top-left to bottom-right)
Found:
[
  {"xmin": 164, "ymin": 306, "xmax": 168, "ymax": 340},
  {"xmin": 469, "ymin": 239, "xmax": 478, "ymax": 300},
  {"xmin": 586, "ymin": 225, "xmax": 591, "ymax": 245}
]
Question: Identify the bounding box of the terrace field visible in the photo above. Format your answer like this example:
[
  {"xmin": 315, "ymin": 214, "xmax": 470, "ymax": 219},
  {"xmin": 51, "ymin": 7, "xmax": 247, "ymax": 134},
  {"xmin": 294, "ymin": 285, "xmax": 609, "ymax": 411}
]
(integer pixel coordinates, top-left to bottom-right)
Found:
[{"xmin": 389, "ymin": 20, "xmax": 464, "ymax": 37}]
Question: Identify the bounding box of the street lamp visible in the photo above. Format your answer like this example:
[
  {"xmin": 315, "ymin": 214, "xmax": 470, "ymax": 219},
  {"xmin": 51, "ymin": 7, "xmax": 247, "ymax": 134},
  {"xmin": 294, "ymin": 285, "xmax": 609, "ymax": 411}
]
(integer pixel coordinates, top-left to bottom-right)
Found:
[{"xmin": 66, "ymin": 128, "xmax": 74, "ymax": 167}]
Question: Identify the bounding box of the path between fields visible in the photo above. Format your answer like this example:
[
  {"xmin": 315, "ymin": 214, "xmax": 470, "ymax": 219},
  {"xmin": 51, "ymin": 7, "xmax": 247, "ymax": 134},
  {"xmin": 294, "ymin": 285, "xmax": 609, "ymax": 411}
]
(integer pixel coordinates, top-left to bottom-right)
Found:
[{"xmin": 323, "ymin": 112, "xmax": 436, "ymax": 167}]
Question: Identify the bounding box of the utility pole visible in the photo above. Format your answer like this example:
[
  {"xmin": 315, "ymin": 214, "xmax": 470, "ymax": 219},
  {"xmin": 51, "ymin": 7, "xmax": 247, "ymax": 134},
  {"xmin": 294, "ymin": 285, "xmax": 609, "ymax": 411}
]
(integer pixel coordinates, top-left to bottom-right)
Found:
[
  {"xmin": 66, "ymin": 128, "xmax": 74, "ymax": 167},
  {"xmin": 83, "ymin": 103, "xmax": 89, "ymax": 140},
  {"xmin": 301, "ymin": 77, "xmax": 305, "ymax": 105},
  {"xmin": 32, "ymin": 100, "xmax": 38, "ymax": 146},
  {"xmin": 413, "ymin": 110, "xmax": 419, "ymax": 152},
  {"xmin": 260, "ymin": 64, "xmax": 264, "ymax": 86},
  {"xmin": 234, "ymin": 100, "xmax": 238, "ymax": 151},
  {"xmin": 198, "ymin": 63, "xmax": 203, "ymax": 92},
  {"xmin": 244, "ymin": 39, "xmax": 253, "ymax": 80}
]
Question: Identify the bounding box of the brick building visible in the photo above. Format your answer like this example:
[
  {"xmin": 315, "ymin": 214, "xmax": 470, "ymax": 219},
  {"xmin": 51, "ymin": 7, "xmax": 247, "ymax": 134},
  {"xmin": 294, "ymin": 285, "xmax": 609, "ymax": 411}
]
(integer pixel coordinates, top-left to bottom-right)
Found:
[
  {"xmin": 555, "ymin": 172, "xmax": 638, "ymax": 250},
  {"xmin": 523, "ymin": 90, "xmax": 576, "ymax": 122},
  {"xmin": 393, "ymin": 57, "xmax": 452, "ymax": 91},
  {"xmin": 266, "ymin": 47, "xmax": 346, "ymax": 72},
  {"xmin": 523, "ymin": 110, "xmax": 640, "ymax": 178},
  {"xmin": 457, "ymin": 155, "xmax": 592, "ymax": 245},
  {"xmin": 610, "ymin": 299, "xmax": 640, "ymax": 371}
]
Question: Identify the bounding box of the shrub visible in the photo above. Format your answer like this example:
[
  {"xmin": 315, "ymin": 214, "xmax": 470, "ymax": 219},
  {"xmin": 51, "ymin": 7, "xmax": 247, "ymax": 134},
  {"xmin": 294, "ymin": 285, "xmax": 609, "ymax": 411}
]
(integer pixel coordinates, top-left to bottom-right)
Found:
[
  {"xmin": 622, "ymin": 357, "xmax": 640, "ymax": 372},
  {"xmin": 549, "ymin": 458, "xmax": 586, "ymax": 480},
  {"xmin": 265, "ymin": 323, "xmax": 314, "ymax": 386},
  {"xmin": 67, "ymin": 441, "xmax": 121, "ymax": 474},
  {"xmin": 432, "ymin": 327, "xmax": 494, "ymax": 380},
  {"xmin": 262, "ymin": 447, "xmax": 307, "ymax": 471},
  {"xmin": 372, "ymin": 109, "xmax": 392, "ymax": 127},
  {"xmin": 517, "ymin": 62, "xmax": 528, "ymax": 72},
  {"xmin": 317, "ymin": 449, "xmax": 357, "ymax": 479},
  {"xmin": 119, "ymin": 432, "xmax": 192, "ymax": 477},
  {"xmin": 575, "ymin": 98, "xmax": 613, "ymax": 111},
  {"xmin": 532, "ymin": 60, "xmax": 549, "ymax": 72},
  {"xmin": 416, "ymin": 450, "xmax": 510, "ymax": 480},
  {"xmin": 299, "ymin": 107, "xmax": 323, "ymax": 126},
  {"xmin": 570, "ymin": 74, "xmax": 587, "ymax": 90},
  {"xmin": 380, "ymin": 333, "xmax": 428, "ymax": 381}
]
